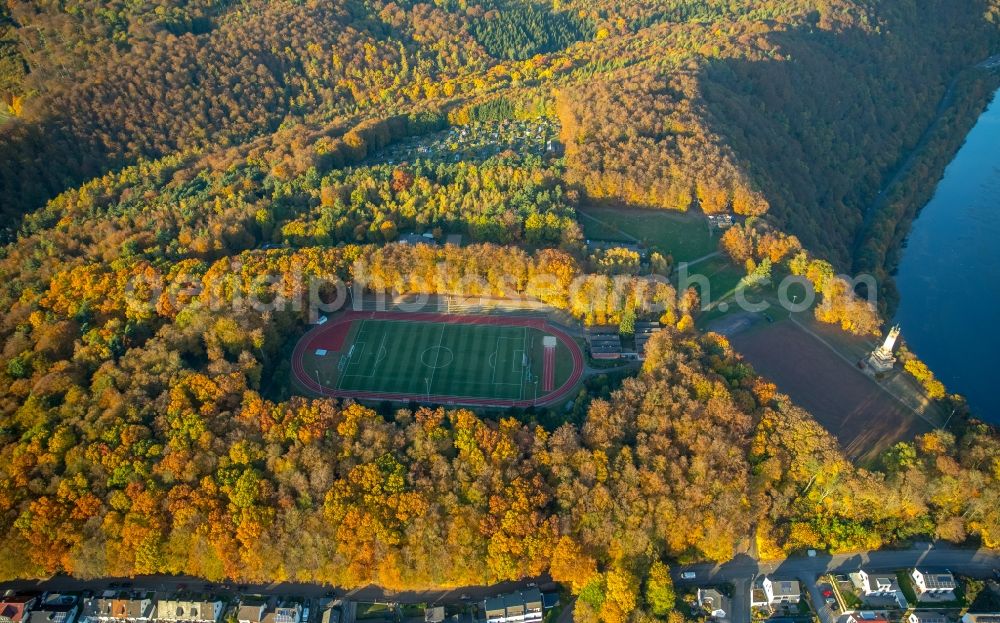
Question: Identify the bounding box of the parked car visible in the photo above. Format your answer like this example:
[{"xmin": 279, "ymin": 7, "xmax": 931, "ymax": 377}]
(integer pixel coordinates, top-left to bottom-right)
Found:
[{"xmin": 680, "ymin": 572, "xmax": 697, "ymax": 580}]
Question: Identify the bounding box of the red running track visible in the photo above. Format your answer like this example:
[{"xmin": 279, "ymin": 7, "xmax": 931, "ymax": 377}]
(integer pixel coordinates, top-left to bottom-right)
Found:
[
  {"xmin": 542, "ymin": 345, "xmax": 555, "ymax": 392},
  {"xmin": 291, "ymin": 310, "xmax": 584, "ymax": 408}
]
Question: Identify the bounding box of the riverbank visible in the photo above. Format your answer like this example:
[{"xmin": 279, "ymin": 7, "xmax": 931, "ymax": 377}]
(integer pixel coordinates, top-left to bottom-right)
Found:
[
  {"xmin": 853, "ymin": 60, "xmax": 1000, "ymax": 316},
  {"xmin": 892, "ymin": 86, "xmax": 1000, "ymax": 419}
]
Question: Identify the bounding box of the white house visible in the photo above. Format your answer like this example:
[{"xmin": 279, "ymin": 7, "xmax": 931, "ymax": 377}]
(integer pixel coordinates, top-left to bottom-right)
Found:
[
  {"xmin": 155, "ymin": 600, "xmax": 222, "ymax": 623},
  {"xmin": 846, "ymin": 614, "xmax": 890, "ymax": 623},
  {"xmin": 910, "ymin": 570, "xmax": 957, "ymax": 600},
  {"xmin": 849, "ymin": 570, "xmax": 908, "ymax": 608},
  {"xmin": 751, "ymin": 577, "xmax": 801, "ymax": 607}
]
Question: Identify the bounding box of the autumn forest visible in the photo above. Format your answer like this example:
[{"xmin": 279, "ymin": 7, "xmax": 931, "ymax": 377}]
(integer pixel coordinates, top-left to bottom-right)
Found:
[{"xmin": 1, "ymin": 0, "xmax": 1000, "ymax": 621}]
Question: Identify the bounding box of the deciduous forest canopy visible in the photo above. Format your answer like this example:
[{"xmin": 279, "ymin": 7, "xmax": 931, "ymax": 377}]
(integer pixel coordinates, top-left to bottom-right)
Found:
[{"xmin": 0, "ymin": 0, "xmax": 999, "ymax": 621}]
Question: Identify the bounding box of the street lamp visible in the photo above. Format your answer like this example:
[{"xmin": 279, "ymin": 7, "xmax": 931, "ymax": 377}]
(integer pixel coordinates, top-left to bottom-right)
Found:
[{"xmin": 941, "ymin": 407, "xmax": 958, "ymax": 430}]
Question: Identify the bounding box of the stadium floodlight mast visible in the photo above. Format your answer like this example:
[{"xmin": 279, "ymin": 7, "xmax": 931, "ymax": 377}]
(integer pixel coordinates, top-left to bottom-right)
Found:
[
  {"xmin": 425, "ymin": 377, "xmax": 431, "ymax": 402},
  {"xmin": 315, "ymin": 369, "xmax": 322, "ymax": 391},
  {"xmin": 533, "ymin": 379, "xmax": 539, "ymax": 406}
]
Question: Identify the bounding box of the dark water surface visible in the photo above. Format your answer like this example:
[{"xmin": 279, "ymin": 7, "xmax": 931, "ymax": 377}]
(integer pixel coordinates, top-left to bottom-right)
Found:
[{"xmin": 894, "ymin": 89, "xmax": 1000, "ymax": 421}]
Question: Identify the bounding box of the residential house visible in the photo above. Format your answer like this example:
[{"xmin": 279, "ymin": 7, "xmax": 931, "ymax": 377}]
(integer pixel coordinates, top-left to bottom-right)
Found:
[
  {"xmin": 962, "ymin": 614, "xmax": 1000, "ymax": 623},
  {"xmin": 911, "ymin": 570, "xmax": 958, "ymax": 600},
  {"xmin": 80, "ymin": 594, "xmax": 153, "ymax": 623},
  {"xmin": 849, "ymin": 570, "xmax": 908, "ymax": 608},
  {"xmin": 750, "ymin": 577, "xmax": 801, "ymax": 608},
  {"xmin": 155, "ymin": 599, "xmax": 222, "ymax": 623},
  {"xmin": 482, "ymin": 589, "xmax": 543, "ymax": 623},
  {"xmin": 908, "ymin": 612, "xmax": 950, "ymax": 623},
  {"xmin": 238, "ymin": 601, "xmax": 301, "ymax": 623},
  {"xmin": 262, "ymin": 603, "xmax": 302, "ymax": 623},
  {"xmin": 697, "ymin": 589, "xmax": 730, "ymax": 622},
  {"xmin": 0, "ymin": 596, "xmax": 37, "ymax": 623},
  {"xmin": 237, "ymin": 601, "xmax": 267, "ymax": 623},
  {"xmin": 24, "ymin": 596, "xmax": 78, "ymax": 623},
  {"xmin": 707, "ymin": 214, "xmax": 735, "ymax": 229},
  {"xmin": 846, "ymin": 614, "xmax": 890, "ymax": 623}
]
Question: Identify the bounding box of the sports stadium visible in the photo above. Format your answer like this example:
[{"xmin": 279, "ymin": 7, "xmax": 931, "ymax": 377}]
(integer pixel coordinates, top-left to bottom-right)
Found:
[{"xmin": 291, "ymin": 310, "xmax": 584, "ymax": 407}]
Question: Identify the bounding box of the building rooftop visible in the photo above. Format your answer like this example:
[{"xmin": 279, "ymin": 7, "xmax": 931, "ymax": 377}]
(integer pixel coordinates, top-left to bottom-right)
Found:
[
  {"xmin": 0, "ymin": 597, "xmax": 35, "ymax": 623},
  {"xmin": 916, "ymin": 570, "xmax": 957, "ymax": 589},
  {"xmin": 772, "ymin": 580, "xmax": 801, "ymax": 597}
]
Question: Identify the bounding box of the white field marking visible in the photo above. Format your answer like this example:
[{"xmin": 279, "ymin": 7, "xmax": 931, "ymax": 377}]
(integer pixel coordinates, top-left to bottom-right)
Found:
[
  {"xmin": 337, "ymin": 342, "xmax": 365, "ymax": 389},
  {"xmin": 489, "ymin": 335, "xmax": 503, "ymax": 384},
  {"xmin": 425, "ymin": 322, "xmax": 448, "ymax": 396},
  {"xmin": 342, "ymin": 342, "xmax": 367, "ymax": 374},
  {"xmin": 419, "ymin": 346, "xmax": 454, "ymax": 369},
  {"xmin": 520, "ymin": 327, "xmax": 529, "ymax": 400},
  {"xmin": 365, "ymin": 332, "xmax": 389, "ymax": 378},
  {"xmin": 490, "ymin": 336, "xmax": 524, "ymax": 388}
]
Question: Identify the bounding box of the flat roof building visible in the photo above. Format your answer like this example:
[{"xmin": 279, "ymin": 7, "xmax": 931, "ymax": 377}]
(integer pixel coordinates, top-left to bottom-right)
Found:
[{"xmin": 482, "ymin": 589, "xmax": 543, "ymax": 623}]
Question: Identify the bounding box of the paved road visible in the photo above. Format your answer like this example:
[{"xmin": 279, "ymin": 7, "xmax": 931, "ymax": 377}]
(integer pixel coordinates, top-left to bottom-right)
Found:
[
  {"xmin": 0, "ymin": 574, "xmax": 556, "ymax": 609},
  {"xmin": 730, "ymin": 576, "xmax": 752, "ymax": 623},
  {"xmin": 674, "ymin": 544, "xmax": 1000, "ymax": 623},
  {"xmin": 3, "ymin": 545, "xmax": 999, "ymax": 618},
  {"xmin": 673, "ymin": 544, "xmax": 1000, "ymax": 583}
]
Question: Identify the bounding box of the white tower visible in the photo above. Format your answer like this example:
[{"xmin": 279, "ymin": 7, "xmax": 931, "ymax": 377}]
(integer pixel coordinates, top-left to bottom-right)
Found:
[{"xmin": 867, "ymin": 325, "xmax": 900, "ymax": 374}]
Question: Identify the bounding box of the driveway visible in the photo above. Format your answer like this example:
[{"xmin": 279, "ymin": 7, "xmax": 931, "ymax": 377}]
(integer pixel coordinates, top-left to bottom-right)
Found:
[
  {"xmin": 803, "ymin": 573, "xmax": 836, "ymax": 623},
  {"xmin": 729, "ymin": 576, "xmax": 752, "ymax": 623}
]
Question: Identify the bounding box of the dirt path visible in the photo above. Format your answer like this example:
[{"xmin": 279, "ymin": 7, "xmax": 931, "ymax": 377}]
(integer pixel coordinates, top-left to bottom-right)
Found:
[
  {"xmin": 576, "ymin": 209, "xmax": 639, "ymax": 242},
  {"xmin": 683, "ymin": 249, "xmax": 721, "ymax": 267}
]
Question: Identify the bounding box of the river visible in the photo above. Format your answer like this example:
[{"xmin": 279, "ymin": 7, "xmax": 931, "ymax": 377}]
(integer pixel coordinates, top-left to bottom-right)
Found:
[{"xmin": 894, "ymin": 87, "xmax": 1000, "ymax": 421}]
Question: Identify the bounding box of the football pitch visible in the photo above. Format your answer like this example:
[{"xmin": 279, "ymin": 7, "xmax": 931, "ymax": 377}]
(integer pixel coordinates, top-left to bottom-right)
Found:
[{"xmin": 293, "ymin": 312, "xmax": 584, "ymax": 406}]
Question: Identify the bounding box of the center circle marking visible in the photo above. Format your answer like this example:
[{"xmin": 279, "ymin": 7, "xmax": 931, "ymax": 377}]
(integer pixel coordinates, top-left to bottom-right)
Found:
[{"xmin": 420, "ymin": 346, "xmax": 454, "ymax": 369}]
